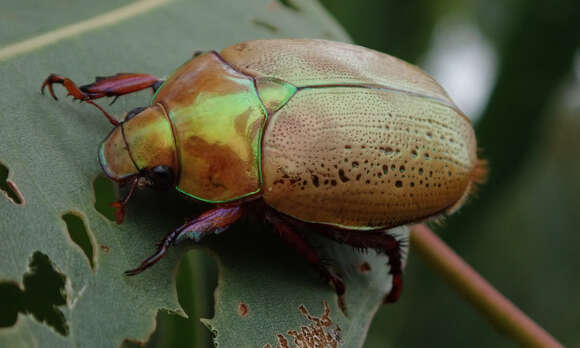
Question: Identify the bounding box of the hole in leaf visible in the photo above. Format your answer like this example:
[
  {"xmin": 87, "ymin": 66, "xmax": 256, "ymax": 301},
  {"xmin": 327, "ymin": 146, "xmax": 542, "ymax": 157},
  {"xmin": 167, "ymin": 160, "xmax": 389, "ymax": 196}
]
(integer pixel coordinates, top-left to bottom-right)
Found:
[
  {"xmin": 121, "ymin": 250, "xmax": 218, "ymax": 348},
  {"xmin": 252, "ymin": 19, "xmax": 279, "ymax": 33},
  {"xmin": 0, "ymin": 282, "xmax": 24, "ymax": 327},
  {"xmin": 0, "ymin": 252, "xmax": 69, "ymax": 335},
  {"xmin": 278, "ymin": 0, "xmax": 300, "ymax": 11},
  {"xmin": 93, "ymin": 175, "xmax": 116, "ymax": 222},
  {"xmin": 62, "ymin": 212, "xmax": 95, "ymax": 270},
  {"xmin": 0, "ymin": 161, "xmax": 24, "ymax": 205}
]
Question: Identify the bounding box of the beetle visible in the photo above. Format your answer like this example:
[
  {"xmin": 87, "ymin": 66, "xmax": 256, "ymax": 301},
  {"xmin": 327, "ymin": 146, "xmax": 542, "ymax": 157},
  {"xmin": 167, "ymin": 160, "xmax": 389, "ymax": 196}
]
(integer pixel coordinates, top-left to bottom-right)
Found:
[{"xmin": 41, "ymin": 39, "xmax": 484, "ymax": 303}]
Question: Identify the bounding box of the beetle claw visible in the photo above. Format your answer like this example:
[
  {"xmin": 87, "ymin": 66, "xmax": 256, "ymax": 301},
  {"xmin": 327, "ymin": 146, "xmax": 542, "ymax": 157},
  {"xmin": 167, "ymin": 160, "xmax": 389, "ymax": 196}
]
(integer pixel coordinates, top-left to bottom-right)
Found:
[
  {"xmin": 124, "ymin": 267, "xmax": 143, "ymax": 276},
  {"xmin": 109, "ymin": 96, "xmax": 120, "ymax": 105},
  {"xmin": 110, "ymin": 201, "xmax": 125, "ymax": 224},
  {"xmin": 40, "ymin": 73, "xmax": 122, "ymax": 126},
  {"xmin": 41, "ymin": 75, "xmax": 60, "ymax": 100},
  {"xmin": 384, "ymin": 274, "xmax": 403, "ymax": 303},
  {"xmin": 328, "ymin": 271, "xmax": 345, "ymax": 296}
]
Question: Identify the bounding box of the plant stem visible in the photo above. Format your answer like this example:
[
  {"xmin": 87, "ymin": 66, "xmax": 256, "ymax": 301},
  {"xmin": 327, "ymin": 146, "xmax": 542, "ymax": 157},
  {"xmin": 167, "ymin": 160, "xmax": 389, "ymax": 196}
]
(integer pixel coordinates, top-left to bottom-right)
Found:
[{"xmin": 410, "ymin": 224, "xmax": 563, "ymax": 348}]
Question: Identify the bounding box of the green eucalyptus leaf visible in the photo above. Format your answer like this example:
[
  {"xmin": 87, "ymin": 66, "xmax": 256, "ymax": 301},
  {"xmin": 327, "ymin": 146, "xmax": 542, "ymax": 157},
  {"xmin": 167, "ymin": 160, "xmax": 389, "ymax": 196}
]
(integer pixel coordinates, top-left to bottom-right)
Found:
[
  {"xmin": 205, "ymin": 225, "xmax": 409, "ymax": 348},
  {"xmin": 0, "ymin": 0, "xmax": 406, "ymax": 347}
]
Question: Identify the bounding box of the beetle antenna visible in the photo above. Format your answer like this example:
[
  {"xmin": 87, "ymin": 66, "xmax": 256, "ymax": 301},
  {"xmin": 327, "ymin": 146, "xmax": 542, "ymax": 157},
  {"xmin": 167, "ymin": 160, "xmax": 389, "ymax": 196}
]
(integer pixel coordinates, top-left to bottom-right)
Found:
[{"xmin": 110, "ymin": 176, "xmax": 139, "ymax": 224}]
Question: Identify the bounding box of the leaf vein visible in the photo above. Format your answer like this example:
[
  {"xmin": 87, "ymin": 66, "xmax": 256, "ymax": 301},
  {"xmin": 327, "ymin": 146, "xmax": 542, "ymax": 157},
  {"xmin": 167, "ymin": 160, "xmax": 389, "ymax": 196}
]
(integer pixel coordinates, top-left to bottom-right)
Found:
[{"xmin": 0, "ymin": 0, "xmax": 172, "ymax": 63}]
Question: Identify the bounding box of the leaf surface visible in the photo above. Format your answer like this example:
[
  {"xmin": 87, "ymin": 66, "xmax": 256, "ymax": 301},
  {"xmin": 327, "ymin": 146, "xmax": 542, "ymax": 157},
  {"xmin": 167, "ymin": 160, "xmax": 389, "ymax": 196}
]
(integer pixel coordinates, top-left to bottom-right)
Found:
[{"xmin": 0, "ymin": 1, "xmax": 405, "ymax": 347}]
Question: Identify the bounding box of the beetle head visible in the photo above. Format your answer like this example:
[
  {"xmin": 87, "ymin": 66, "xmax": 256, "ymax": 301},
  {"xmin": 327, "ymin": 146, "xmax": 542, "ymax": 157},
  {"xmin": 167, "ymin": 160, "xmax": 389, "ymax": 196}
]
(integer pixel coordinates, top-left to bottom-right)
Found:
[{"xmin": 98, "ymin": 104, "xmax": 178, "ymax": 190}]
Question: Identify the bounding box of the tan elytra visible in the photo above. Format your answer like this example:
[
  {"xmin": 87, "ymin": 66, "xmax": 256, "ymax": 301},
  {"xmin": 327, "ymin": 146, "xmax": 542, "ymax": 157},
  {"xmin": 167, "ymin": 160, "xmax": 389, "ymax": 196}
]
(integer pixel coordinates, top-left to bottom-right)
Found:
[{"xmin": 222, "ymin": 39, "xmax": 482, "ymax": 230}]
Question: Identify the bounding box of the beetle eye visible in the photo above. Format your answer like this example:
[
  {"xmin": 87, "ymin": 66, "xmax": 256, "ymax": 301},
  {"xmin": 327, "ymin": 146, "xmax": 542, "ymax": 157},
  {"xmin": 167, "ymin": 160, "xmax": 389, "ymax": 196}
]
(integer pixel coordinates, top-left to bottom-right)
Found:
[
  {"xmin": 124, "ymin": 106, "xmax": 148, "ymax": 121},
  {"xmin": 147, "ymin": 165, "xmax": 175, "ymax": 190}
]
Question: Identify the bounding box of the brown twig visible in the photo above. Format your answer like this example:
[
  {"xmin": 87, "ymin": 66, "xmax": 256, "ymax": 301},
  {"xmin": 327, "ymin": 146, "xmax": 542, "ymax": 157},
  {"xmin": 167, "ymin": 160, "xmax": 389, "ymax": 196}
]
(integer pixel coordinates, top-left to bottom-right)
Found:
[{"xmin": 410, "ymin": 224, "xmax": 563, "ymax": 348}]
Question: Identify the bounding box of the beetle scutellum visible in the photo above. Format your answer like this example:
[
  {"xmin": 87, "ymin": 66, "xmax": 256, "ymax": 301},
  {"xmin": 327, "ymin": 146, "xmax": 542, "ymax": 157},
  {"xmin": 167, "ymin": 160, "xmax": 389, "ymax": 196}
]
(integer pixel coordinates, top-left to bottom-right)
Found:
[{"xmin": 42, "ymin": 39, "xmax": 485, "ymax": 303}]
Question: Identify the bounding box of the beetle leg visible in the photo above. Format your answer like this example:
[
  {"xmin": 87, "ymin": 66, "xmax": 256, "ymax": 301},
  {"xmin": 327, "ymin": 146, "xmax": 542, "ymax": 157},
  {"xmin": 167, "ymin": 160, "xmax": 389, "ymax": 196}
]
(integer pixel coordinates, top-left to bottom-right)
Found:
[
  {"xmin": 124, "ymin": 205, "xmax": 243, "ymax": 276},
  {"xmin": 266, "ymin": 213, "xmax": 346, "ymax": 296},
  {"xmin": 41, "ymin": 73, "xmax": 163, "ymax": 126},
  {"xmin": 41, "ymin": 74, "xmax": 120, "ymax": 126},
  {"xmin": 109, "ymin": 176, "xmax": 139, "ymax": 224},
  {"xmin": 317, "ymin": 228, "xmax": 407, "ymax": 303},
  {"xmin": 78, "ymin": 73, "xmax": 164, "ymax": 101}
]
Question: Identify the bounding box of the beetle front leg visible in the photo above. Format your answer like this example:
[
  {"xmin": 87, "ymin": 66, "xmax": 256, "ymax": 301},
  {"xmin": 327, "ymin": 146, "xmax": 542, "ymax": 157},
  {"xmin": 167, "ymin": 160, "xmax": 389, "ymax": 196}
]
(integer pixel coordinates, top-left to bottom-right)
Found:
[
  {"xmin": 124, "ymin": 205, "xmax": 243, "ymax": 276},
  {"xmin": 78, "ymin": 73, "xmax": 164, "ymax": 103},
  {"xmin": 41, "ymin": 73, "xmax": 163, "ymax": 126},
  {"xmin": 318, "ymin": 228, "xmax": 407, "ymax": 303}
]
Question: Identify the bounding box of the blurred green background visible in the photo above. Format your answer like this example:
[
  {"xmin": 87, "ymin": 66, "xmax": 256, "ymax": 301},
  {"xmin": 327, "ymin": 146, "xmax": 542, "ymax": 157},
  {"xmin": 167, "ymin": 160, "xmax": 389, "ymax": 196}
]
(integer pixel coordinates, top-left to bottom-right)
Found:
[{"xmin": 66, "ymin": 0, "xmax": 578, "ymax": 346}]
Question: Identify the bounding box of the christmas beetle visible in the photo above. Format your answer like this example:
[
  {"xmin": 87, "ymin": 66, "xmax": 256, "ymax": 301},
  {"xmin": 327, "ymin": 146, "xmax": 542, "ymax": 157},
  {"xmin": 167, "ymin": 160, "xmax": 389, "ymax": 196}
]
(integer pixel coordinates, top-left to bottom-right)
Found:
[{"xmin": 41, "ymin": 39, "xmax": 484, "ymax": 302}]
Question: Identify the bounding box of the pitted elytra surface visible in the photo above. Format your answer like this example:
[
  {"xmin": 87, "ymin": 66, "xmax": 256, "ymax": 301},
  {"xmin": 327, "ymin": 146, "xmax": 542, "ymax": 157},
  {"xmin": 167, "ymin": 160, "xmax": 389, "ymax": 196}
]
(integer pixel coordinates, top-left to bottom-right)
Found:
[{"xmin": 262, "ymin": 87, "xmax": 476, "ymax": 229}]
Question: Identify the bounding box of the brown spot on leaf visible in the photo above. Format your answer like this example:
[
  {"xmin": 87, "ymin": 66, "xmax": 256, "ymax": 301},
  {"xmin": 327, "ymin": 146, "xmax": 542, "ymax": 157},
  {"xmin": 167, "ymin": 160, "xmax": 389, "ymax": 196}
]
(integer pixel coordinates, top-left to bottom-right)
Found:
[
  {"xmin": 265, "ymin": 300, "xmax": 341, "ymax": 348},
  {"xmin": 238, "ymin": 302, "xmax": 249, "ymax": 317},
  {"xmin": 100, "ymin": 245, "xmax": 110, "ymax": 253},
  {"xmin": 358, "ymin": 262, "xmax": 371, "ymax": 273}
]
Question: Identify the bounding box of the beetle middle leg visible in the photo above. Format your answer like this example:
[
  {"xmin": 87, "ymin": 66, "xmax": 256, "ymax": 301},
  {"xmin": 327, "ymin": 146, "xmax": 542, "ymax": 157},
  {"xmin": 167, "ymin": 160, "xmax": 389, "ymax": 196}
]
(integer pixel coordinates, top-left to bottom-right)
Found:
[
  {"xmin": 124, "ymin": 205, "xmax": 243, "ymax": 276},
  {"xmin": 41, "ymin": 73, "xmax": 163, "ymax": 126},
  {"xmin": 265, "ymin": 212, "xmax": 346, "ymax": 296},
  {"xmin": 317, "ymin": 228, "xmax": 407, "ymax": 303}
]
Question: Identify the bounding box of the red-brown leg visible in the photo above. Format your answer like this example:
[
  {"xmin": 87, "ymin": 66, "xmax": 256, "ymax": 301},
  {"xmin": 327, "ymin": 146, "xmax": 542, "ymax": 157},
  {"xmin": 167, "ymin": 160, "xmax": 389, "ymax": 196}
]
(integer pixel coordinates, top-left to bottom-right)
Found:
[
  {"xmin": 41, "ymin": 73, "xmax": 163, "ymax": 126},
  {"xmin": 79, "ymin": 73, "xmax": 163, "ymax": 102},
  {"xmin": 266, "ymin": 213, "xmax": 346, "ymax": 296},
  {"xmin": 125, "ymin": 205, "xmax": 243, "ymax": 276},
  {"xmin": 317, "ymin": 228, "xmax": 407, "ymax": 303}
]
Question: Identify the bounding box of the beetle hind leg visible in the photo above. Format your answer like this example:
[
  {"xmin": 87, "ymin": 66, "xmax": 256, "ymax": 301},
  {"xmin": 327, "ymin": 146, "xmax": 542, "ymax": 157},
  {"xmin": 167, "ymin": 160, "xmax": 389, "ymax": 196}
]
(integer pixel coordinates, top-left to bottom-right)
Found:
[
  {"xmin": 266, "ymin": 213, "xmax": 346, "ymax": 296},
  {"xmin": 124, "ymin": 205, "xmax": 243, "ymax": 276},
  {"xmin": 317, "ymin": 228, "xmax": 407, "ymax": 303}
]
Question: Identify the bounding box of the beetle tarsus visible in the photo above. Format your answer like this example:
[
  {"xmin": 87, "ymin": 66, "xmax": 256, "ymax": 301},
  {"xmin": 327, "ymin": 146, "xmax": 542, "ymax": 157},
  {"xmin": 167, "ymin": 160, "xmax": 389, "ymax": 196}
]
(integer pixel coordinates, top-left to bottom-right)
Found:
[
  {"xmin": 40, "ymin": 73, "xmax": 60, "ymax": 100},
  {"xmin": 109, "ymin": 176, "xmax": 139, "ymax": 224},
  {"xmin": 109, "ymin": 96, "xmax": 120, "ymax": 105},
  {"xmin": 384, "ymin": 274, "xmax": 403, "ymax": 303},
  {"xmin": 125, "ymin": 206, "xmax": 243, "ymax": 276},
  {"xmin": 41, "ymin": 73, "xmax": 120, "ymax": 126},
  {"xmin": 125, "ymin": 239, "xmax": 171, "ymax": 276},
  {"xmin": 41, "ymin": 72, "xmax": 165, "ymax": 127},
  {"xmin": 110, "ymin": 202, "xmax": 125, "ymax": 224}
]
